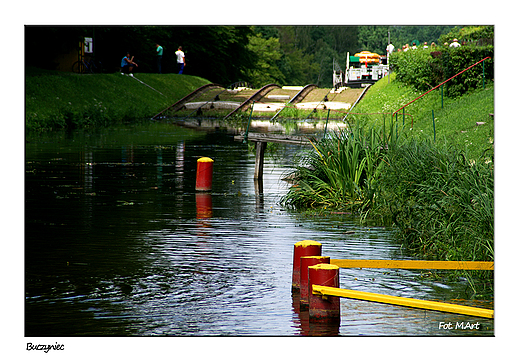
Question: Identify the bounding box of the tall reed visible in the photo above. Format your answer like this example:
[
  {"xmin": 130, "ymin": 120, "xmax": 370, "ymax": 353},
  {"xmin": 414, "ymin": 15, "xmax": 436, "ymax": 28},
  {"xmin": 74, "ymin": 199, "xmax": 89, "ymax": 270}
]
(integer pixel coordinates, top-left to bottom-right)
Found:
[
  {"xmin": 373, "ymin": 138, "xmax": 493, "ymax": 261},
  {"xmin": 281, "ymin": 122, "xmax": 389, "ymax": 212}
]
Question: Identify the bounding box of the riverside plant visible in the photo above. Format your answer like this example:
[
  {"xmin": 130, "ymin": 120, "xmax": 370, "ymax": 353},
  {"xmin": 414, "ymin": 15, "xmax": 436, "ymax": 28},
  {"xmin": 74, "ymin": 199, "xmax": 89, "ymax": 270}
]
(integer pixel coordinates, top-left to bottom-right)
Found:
[
  {"xmin": 281, "ymin": 122, "xmax": 392, "ymax": 212},
  {"xmin": 372, "ymin": 138, "xmax": 494, "ymax": 295}
]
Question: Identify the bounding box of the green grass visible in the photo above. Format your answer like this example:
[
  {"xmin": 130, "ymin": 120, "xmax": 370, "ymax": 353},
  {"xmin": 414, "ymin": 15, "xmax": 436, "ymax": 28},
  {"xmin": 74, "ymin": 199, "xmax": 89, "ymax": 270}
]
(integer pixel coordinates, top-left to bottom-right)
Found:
[
  {"xmin": 353, "ymin": 73, "xmax": 494, "ymax": 160},
  {"xmin": 25, "ymin": 68, "xmax": 210, "ymax": 131}
]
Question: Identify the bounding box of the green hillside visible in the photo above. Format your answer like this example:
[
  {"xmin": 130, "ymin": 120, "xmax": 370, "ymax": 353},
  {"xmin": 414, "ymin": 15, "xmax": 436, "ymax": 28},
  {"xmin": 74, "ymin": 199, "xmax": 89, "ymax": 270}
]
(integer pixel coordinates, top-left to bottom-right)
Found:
[
  {"xmin": 354, "ymin": 73, "xmax": 494, "ymax": 161},
  {"xmin": 25, "ymin": 68, "xmax": 210, "ymax": 131}
]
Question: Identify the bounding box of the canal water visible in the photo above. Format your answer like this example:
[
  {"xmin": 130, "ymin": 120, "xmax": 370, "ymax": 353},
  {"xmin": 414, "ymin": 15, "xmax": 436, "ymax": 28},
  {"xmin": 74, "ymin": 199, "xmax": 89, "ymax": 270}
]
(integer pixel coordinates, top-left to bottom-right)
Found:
[{"xmin": 25, "ymin": 122, "xmax": 493, "ymax": 336}]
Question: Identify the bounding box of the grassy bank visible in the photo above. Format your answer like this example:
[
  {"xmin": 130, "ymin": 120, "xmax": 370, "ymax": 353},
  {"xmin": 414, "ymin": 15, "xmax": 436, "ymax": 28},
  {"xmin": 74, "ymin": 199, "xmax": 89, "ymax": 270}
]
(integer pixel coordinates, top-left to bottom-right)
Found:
[
  {"xmin": 352, "ymin": 73, "xmax": 494, "ymax": 160},
  {"xmin": 25, "ymin": 68, "xmax": 210, "ymax": 131}
]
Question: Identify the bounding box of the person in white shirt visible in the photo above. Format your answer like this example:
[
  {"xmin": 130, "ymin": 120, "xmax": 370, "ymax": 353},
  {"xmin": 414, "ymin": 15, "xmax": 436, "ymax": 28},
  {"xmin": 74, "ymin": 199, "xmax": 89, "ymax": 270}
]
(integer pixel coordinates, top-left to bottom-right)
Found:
[
  {"xmin": 449, "ymin": 38, "xmax": 461, "ymax": 48},
  {"xmin": 386, "ymin": 42, "xmax": 395, "ymax": 55},
  {"xmin": 175, "ymin": 46, "xmax": 186, "ymax": 74}
]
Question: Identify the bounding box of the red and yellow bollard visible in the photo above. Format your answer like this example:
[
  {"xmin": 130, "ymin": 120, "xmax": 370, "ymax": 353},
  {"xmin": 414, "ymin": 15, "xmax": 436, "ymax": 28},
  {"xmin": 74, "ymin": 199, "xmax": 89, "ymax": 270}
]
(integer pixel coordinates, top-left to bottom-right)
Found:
[
  {"xmin": 300, "ymin": 256, "xmax": 330, "ymax": 308},
  {"xmin": 292, "ymin": 240, "xmax": 322, "ymax": 292},
  {"xmin": 308, "ymin": 263, "xmax": 340, "ymax": 323},
  {"xmin": 195, "ymin": 157, "xmax": 214, "ymax": 191}
]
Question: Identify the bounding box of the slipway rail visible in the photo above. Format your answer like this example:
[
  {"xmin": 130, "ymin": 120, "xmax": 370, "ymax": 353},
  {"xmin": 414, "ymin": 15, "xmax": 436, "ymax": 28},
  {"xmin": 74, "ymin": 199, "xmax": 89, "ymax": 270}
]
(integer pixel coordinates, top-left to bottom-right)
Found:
[
  {"xmin": 302, "ymin": 88, "xmax": 335, "ymax": 121},
  {"xmin": 224, "ymin": 84, "xmax": 281, "ymax": 119},
  {"xmin": 152, "ymin": 83, "xmax": 222, "ymax": 119},
  {"xmin": 126, "ymin": 74, "xmax": 165, "ymax": 96},
  {"xmin": 270, "ymin": 84, "xmax": 318, "ymax": 121},
  {"xmin": 341, "ymin": 84, "xmax": 371, "ymax": 122}
]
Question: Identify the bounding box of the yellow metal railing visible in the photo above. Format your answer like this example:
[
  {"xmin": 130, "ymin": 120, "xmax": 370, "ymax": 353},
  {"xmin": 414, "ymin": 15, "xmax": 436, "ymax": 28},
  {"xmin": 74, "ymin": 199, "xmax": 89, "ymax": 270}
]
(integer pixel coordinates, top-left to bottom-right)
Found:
[
  {"xmin": 312, "ymin": 285, "xmax": 494, "ymax": 319},
  {"xmin": 330, "ymin": 259, "xmax": 494, "ymax": 270}
]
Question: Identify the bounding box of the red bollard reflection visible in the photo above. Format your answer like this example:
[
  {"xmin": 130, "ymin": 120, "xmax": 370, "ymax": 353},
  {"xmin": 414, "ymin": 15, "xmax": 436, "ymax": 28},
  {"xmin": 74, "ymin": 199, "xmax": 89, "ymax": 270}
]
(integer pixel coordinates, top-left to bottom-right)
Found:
[{"xmin": 196, "ymin": 192, "xmax": 213, "ymax": 219}]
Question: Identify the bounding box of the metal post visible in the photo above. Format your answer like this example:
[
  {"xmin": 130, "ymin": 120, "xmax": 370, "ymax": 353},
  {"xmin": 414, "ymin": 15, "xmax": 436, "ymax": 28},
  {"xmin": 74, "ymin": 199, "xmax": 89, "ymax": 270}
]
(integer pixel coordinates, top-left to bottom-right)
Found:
[
  {"xmin": 402, "ymin": 107, "xmax": 405, "ymax": 126},
  {"xmin": 382, "ymin": 113, "xmax": 386, "ymax": 142},
  {"xmin": 441, "ymin": 84, "xmax": 444, "ymax": 109},
  {"xmin": 432, "ymin": 109, "xmax": 436, "ymax": 142},
  {"xmin": 388, "ymin": 30, "xmax": 390, "ymax": 84},
  {"xmin": 482, "ymin": 59, "xmax": 485, "ymax": 89},
  {"xmin": 323, "ymin": 109, "xmax": 331, "ymax": 140}
]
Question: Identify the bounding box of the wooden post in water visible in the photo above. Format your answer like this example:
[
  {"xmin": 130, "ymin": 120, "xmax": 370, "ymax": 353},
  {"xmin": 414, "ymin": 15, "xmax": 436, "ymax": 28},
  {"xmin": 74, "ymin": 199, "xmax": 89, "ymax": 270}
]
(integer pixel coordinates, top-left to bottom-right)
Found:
[
  {"xmin": 308, "ymin": 264, "xmax": 340, "ymax": 323},
  {"xmin": 254, "ymin": 142, "xmax": 266, "ymax": 180},
  {"xmin": 300, "ymin": 256, "xmax": 330, "ymax": 309},
  {"xmin": 292, "ymin": 240, "xmax": 322, "ymax": 292}
]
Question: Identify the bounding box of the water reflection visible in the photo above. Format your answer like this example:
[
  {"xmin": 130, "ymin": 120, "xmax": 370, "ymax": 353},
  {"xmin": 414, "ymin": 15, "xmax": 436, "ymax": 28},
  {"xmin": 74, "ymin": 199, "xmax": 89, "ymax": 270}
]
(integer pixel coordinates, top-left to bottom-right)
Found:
[{"xmin": 25, "ymin": 123, "xmax": 493, "ymax": 336}]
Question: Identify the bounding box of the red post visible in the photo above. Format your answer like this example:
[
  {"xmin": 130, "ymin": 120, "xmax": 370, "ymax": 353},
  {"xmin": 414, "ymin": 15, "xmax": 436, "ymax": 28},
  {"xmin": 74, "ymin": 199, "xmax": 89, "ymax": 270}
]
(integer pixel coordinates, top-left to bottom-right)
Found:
[
  {"xmin": 300, "ymin": 256, "xmax": 330, "ymax": 308},
  {"xmin": 195, "ymin": 157, "xmax": 214, "ymax": 191},
  {"xmin": 308, "ymin": 264, "xmax": 340, "ymax": 322},
  {"xmin": 292, "ymin": 240, "xmax": 322, "ymax": 292}
]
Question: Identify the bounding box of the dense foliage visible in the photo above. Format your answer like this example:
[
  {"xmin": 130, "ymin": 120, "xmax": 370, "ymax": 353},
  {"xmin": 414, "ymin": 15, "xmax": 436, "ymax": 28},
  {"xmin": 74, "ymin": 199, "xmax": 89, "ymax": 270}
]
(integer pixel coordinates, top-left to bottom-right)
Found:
[
  {"xmin": 390, "ymin": 45, "xmax": 494, "ymax": 97},
  {"xmin": 374, "ymin": 138, "xmax": 493, "ymax": 263},
  {"xmin": 25, "ymin": 26, "xmax": 254, "ymax": 87}
]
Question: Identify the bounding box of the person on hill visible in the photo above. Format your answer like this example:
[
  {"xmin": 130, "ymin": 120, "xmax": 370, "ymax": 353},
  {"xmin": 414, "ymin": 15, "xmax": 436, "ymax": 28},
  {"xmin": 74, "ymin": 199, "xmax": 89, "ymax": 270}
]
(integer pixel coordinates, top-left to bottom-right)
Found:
[
  {"xmin": 386, "ymin": 42, "xmax": 395, "ymax": 55},
  {"xmin": 175, "ymin": 46, "xmax": 186, "ymax": 74},
  {"xmin": 450, "ymin": 38, "xmax": 461, "ymax": 48},
  {"xmin": 155, "ymin": 43, "xmax": 163, "ymax": 73},
  {"xmin": 423, "ymin": 42, "xmax": 429, "ymax": 49},
  {"xmin": 121, "ymin": 52, "xmax": 138, "ymax": 75}
]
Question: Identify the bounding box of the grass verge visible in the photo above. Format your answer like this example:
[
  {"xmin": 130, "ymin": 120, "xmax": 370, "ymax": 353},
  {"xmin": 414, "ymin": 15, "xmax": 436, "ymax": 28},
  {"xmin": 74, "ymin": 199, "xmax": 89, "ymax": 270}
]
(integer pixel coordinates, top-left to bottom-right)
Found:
[{"xmin": 25, "ymin": 68, "xmax": 210, "ymax": 131}]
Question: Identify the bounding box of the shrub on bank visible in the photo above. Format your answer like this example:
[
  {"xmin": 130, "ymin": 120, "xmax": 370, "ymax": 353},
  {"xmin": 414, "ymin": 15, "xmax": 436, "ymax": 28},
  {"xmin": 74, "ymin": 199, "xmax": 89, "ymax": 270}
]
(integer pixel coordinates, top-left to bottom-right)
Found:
[{"xmin": 390, "ymin": 45, "xmax": 494, "ymax": 97}]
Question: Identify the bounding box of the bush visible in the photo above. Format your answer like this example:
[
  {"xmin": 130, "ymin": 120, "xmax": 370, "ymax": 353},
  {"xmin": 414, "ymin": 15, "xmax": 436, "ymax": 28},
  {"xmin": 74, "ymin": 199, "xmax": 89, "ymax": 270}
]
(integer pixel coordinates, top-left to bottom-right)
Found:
[{"xmin": 390, "ymin": 45, "xmax": 494, "ymax": 97}]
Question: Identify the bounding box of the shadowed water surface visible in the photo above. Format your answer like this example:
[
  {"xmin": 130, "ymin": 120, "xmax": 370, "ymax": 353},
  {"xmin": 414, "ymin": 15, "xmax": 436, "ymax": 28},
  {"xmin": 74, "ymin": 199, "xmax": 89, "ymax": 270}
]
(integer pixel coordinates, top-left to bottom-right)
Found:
[{"xmin": 25, "ymin": 123, "xmax": 493, "ymax": 336}]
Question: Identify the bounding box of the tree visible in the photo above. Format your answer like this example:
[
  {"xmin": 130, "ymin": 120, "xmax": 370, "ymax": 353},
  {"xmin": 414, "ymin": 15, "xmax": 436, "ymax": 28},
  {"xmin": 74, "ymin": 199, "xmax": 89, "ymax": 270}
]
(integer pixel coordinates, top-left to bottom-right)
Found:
[{"xmin": 244, "ymin": 34, "xmax": 285, "ymax": 87}]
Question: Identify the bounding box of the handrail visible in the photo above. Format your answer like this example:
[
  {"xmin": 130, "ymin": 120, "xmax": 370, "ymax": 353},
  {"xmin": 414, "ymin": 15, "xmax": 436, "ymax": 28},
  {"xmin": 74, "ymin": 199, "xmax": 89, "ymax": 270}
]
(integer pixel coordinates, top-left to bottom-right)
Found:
[
  {"xmin": 312, "ymin": 285, "xmax": 494, "ymax": 319},
  {"xmin": 330, "ymin": 259, "xmax": 494, "ymax": 270},
  {"xmin": 392, "ymin": 56, "xmax": 491, "ymax": 117}
]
